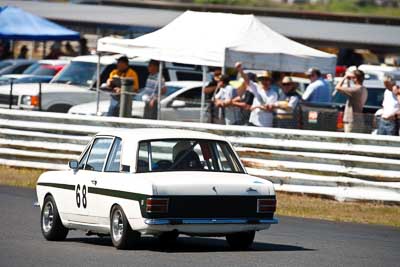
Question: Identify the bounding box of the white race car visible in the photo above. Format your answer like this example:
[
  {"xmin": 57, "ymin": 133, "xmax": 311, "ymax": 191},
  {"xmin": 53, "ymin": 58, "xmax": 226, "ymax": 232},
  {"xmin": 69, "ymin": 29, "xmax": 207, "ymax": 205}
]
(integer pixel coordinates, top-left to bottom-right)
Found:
[{"xmin": 36, "ymin": 128, "xmax": 277, "ymax": 249}]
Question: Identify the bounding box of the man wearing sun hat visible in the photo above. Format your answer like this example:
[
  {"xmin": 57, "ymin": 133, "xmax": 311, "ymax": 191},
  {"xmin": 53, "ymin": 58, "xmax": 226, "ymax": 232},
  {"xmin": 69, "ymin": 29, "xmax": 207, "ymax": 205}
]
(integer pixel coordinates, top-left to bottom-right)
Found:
[
  {"xmin": 302, "ymin": 67, "xmax": 331, "ymax": 103},
  {"xmin": 248, "ymin": 71, "xmax": 278, "ymax": 127}
]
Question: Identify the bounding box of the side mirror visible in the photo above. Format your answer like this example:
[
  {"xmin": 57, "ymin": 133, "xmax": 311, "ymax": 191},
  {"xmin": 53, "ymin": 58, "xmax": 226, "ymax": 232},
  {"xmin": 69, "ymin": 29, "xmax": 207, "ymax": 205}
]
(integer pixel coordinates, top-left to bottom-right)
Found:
[
  {"xmin": 171, "ymin": 99, "xmax": 186, "ymax": 108},
  {"xmin": 68, "ymin": 160, "xmax": 79, "ymax": 170}
]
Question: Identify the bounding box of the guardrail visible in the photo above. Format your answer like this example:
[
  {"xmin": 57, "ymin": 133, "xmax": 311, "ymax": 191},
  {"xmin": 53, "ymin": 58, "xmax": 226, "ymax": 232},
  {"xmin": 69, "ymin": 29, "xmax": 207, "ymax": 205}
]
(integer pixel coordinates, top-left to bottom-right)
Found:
[{"xmin": 0, "ymin": 109, "xmax": 399, "ymax": 203}]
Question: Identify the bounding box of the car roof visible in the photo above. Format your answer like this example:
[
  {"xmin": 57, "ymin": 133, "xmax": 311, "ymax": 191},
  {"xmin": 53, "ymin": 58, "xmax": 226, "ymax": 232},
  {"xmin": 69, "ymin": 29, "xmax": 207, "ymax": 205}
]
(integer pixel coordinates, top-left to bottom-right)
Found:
[
  {"xmin": 72, "ymin": 54, "xmax": 149, "ymax": 65},
  {"xmin": 37, "ymin": 59, "xmax": 70, "ymax": 65},
  {"xmin": 96, "ymin": 128, "xmax": 226, "ymax": 142},
  {"xmin": 165, "ymin": 80, "xmax": 204, "ymax": 88}
]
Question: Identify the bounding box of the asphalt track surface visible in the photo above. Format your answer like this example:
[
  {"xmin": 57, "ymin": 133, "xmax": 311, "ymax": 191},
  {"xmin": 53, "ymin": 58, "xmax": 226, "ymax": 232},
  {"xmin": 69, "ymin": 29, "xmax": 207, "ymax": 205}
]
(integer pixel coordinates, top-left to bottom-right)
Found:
[{"xmin": 0, "ymin": 186, "xmax": 399, "ymax": 267}]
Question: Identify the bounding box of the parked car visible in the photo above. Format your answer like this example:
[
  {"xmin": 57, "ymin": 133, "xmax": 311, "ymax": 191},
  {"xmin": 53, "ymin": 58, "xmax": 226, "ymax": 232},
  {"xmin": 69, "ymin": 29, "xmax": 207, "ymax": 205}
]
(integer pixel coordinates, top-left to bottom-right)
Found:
[
  {"xmin": 0, "ymin": 59, "xmax": 36, "ymax": 76},
  {"xmin": 347, "ymin": 65, "xmax": 400, "ymax": 81},
  {"xmin": 36, "ymin": 128, "xmax": 278, "ymax": 249},
  {"xmin": 0, "ymin": 75, "xmax": 53, "ymax": 86},
  {"xmin": 0, "ymin": 55, "xmax": 205, "ymax": 113},
  {"xmin": 0, "ymin": 59, "xmax": 69, "ymax": 85},
  {"xmin": 68, "ymin": 81, "xmax": 205, "ymax": 121},
  {"xmin": 300, "ymin": 80, "xmax": 387, "ymax": 133}
]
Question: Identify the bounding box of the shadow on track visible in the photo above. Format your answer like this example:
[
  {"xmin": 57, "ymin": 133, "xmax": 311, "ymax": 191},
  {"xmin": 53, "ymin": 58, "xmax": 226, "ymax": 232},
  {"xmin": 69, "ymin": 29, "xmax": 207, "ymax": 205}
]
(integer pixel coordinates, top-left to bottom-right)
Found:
[{"xmin": 65, "ymin": 236, "xmax": 314, "ymax": 253}]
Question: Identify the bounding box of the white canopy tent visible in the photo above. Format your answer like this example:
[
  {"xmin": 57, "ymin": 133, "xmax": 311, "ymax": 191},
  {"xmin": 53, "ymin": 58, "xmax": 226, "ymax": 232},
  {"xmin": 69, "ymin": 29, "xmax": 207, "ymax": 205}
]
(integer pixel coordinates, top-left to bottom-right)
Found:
[{"xmin": 97, "ymin": 11, "xmax": 337, "ymax": 121}]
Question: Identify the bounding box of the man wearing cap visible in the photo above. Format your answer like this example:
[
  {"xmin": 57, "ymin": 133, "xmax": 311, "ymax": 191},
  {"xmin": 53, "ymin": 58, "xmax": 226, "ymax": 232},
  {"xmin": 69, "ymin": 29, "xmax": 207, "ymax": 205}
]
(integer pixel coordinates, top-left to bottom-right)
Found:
[
  {"xmin": 106, "ymin": 56, "xmax": 139, "ymax": 117},
  {"xmin": 302, "ymin": 67, "xmax": 331, "ymax": 103},
  {"xmin": 377, "ymin": 75, "xmax": 400, "ymax": 136},
  {"xmin": 270, "ymin": 76, "xmax": 301, "ymax": 129},
  {"xmin": 214, "ymin": 74, "xmax": 241, "ymax": 125},
  {"xmin": 335, "ymin": 69, "xmax": 368, "ymax": 133},
  {"xmin": 249, "ymin": 71, "xmax": 278, "ymax": 127}
]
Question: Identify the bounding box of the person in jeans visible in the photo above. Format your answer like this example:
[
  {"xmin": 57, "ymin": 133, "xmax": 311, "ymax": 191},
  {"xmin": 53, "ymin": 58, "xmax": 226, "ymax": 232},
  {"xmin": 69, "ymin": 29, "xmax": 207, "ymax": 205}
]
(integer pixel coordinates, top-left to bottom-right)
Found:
[
  {"xmin": 203, "ymin": 67, "xmax": 222, "ymax": 123},
  {"xmin": 214, "ymin": 74, "xmax": 241, "ymax": 125},
  {"xmin": 378, "ymin": 75, "xmax": 400, "ymax": 135},
  {"xmin": 335, "ymin": 69, "xmax": 368, "ymax": 133},
  {"xmin": 106, "ymin": 56, "xmax": 139, "ymax": 116},
  {"xmin": 141, "ymin": 60, "xmax": 166, "ymax": 119},
  {"xmin": 249, "ymin": 71, "xmax": 278, "ymax": 127}
]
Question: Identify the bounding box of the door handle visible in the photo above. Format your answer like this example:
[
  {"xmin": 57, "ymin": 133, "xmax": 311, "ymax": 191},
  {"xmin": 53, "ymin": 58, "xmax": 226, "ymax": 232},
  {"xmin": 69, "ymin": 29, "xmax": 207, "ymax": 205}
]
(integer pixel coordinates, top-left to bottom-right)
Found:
[{"xmin": 91, "ymin": 179, "xmax": 97, "ymax": 186}]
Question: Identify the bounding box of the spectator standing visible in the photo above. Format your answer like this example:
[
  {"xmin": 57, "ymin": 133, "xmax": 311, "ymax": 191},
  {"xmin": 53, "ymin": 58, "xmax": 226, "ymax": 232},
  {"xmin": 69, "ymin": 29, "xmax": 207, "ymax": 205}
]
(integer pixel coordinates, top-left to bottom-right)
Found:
[
  {"xmin": 17, "ymin": 45, "xmax": 28, "ymax": 59},
  {"xmin": 79, "ymin": 38, "xmax": 90, "ymax": 56},
  {"xmin": 302, "ymin": 67, "xmax": 331, "ymax": 103},
  {"xmin": 214, "ymin": 74, "xmax": 241, "ymax": 125},
  {"xmin": 271, "ymin": 76, "xmax": 301, "ymax": 129},
  {"xmin": 45, "ymin": 41, "xmax": 64, "ymax": 59},
  {"xmin": 141, "ymin": 60, "xmax": 166, "ymax": 120},
  {"xmin": 335, "ymin": 70, "xmax": 368, "ymax": 133},
  {"xmin": 64, "ymin": 42, "xmax": 77, "ymax": 57},
  {"xmin": 249, "ymin": 71, "xmax": 278, "ymax": 127},
  {"xmin": 203, "ymin": 67, "xmax": 222, "ymax": 123},
  {"xmin": 106, "ymin": 56, "xmax": 139, "ymax": 117},
  {"xmin": 378, "ymin": 75, "xmax": 400, "ymax": 136},
  {"xmin": 232, "ymin": 62, "xmax": 257, "ymax": 125}
]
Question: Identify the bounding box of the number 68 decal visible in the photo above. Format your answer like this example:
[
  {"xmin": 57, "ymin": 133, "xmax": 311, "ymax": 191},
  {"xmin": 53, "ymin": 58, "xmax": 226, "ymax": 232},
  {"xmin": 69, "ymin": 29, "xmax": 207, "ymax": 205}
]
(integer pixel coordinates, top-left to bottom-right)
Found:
[{"xmin": 76, "ymin": 184, "xmax": 87, "ymax": 208}]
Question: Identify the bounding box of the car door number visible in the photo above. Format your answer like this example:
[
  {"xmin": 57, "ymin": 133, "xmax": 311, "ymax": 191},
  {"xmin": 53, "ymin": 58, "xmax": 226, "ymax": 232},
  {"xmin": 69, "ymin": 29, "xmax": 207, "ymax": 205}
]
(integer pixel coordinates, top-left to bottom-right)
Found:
[{"xmin": 76, "ymin": 184, "xmax": 87, "ymax": 209}]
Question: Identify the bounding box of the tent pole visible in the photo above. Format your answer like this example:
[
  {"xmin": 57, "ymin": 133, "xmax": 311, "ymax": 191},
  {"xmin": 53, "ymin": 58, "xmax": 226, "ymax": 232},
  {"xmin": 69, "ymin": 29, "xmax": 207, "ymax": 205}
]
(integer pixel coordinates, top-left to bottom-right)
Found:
[
  {"xmin": 42, "ymin": 42, "xmax": 46, "ymax": 59},
  {"xmin": 200, "ymin": 65, "xmax": 207, "ymax": 123},
  {"xmin": 96, "ymin": 52, "xmax": 101, "ymax": 115},
  {"xmin": 156, "ymin": 61, "xmax": 163, "ymax": 120}
]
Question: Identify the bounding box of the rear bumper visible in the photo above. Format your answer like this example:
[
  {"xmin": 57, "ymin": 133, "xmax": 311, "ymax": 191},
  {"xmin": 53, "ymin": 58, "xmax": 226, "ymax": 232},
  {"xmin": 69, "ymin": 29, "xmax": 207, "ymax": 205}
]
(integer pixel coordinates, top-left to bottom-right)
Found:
[{"xmin": 144, "ymin": 218, "xmax": 278, "ymax": 225}]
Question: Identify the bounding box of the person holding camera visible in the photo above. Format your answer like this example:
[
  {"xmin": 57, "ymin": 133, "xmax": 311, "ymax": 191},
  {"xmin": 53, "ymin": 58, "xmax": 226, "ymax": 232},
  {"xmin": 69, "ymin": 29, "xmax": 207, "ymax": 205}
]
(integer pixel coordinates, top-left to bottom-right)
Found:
[
  {"xmin": 106, "ymin": 56, "xmax": 139, "ymax": 117},
  {"xmin": 335, "ymin": 69, "xmax": 367, "ymax": 133}
]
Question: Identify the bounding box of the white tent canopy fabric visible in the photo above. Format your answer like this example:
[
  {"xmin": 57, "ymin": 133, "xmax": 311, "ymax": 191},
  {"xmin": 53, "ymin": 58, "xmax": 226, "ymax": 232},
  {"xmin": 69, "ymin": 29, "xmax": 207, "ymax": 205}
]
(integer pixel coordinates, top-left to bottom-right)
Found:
[{"xmin": 97, "ymin": 10, "xmax": 336, "ymax": 74}]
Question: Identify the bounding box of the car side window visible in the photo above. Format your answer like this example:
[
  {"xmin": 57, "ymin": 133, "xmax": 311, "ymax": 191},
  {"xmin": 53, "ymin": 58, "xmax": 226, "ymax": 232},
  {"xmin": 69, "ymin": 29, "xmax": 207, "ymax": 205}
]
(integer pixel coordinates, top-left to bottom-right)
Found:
[
  {"xmin": 105, "ymin": 138, "xmax": 122, "ymax": 172},
  {"xmin": 137, "ymin": 142, "xmax": 149, "ymax": 173},
  {"xmin": 173, "ymin": 87, "xmax": 202, "ymax": 107},
  {"xmin": 85, "ymin": 138, "xmax": 113, "ymax": 172}
]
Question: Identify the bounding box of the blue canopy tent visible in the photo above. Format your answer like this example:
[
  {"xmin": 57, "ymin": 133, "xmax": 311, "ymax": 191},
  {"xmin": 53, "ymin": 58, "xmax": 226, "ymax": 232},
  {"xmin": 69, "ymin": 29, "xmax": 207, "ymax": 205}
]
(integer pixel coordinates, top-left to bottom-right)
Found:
[{"xmin": 0, "ymin": 6, "xmax": 80, "ymax": 41}]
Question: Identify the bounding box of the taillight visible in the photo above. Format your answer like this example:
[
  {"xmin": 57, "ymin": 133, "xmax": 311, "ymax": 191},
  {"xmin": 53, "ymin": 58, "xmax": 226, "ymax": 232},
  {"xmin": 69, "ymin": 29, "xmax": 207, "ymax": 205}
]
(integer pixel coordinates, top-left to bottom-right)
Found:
[
  {"xmin": 336, "ymin": 111, "xmax": 344, "ymax": 130},
  {"xmin": 257, "ymin": 199, "xmax": 276, "ymax": 213},
  {"xmin": 146, "ymin": 198, "xmax": 169, "ymax": 213}
]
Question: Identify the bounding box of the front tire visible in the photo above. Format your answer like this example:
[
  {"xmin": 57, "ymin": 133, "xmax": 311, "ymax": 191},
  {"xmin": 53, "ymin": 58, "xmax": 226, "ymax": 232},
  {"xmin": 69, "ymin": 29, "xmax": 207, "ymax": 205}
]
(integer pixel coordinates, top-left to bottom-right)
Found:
[
  {"xmin": 226, "ymin": 231, "xmax": 255, "ymax": 250},
  {"xmin": 41, "ymin": 195, "xmax": 69, "ymax": 241},
  {"xmin": 110, "ymin": 205, "xmax": 140, "ymax": 249}
]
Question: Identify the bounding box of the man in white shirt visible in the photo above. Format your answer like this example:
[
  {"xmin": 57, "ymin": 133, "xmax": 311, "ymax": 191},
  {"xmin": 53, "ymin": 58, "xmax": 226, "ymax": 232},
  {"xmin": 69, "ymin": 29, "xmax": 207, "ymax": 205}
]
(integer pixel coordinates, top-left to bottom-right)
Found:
[
  {"xmin": 249, "ymin": 71, "xmax": 278, "ymax": 127},
  {"xmin": 214, "ymin": 74, "xmax": 241, "ymax": 125},
  {"xmin": 378, "ymin": 75, "xmax": 400, "ymax": 136}
]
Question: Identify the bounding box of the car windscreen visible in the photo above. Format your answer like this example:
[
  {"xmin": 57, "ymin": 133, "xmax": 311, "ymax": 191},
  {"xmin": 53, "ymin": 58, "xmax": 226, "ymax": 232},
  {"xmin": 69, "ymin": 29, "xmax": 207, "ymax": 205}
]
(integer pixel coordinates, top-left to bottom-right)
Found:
[
  {"xmin": 136, "ymin": 139, "xmax": 244, "ymax": 174},
  {"xmin": 51, "ymin": 61, "xmax": 99, "ymax": 86}
]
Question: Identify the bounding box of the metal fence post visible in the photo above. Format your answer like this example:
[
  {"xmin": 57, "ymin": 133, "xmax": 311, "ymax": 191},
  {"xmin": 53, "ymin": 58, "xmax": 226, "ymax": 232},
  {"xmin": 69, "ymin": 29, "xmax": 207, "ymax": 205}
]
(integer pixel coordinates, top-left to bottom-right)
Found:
[
  {"xmin": 38, "ymin": 82, "xmax": 42, "ymax": 111},
  {"xmin": 9, "ymin": 79, "xmax": 13, "ymax": 109},
  {"xmin": 119, "ymin": 78, "xmax": 133, "ymax": 118}
]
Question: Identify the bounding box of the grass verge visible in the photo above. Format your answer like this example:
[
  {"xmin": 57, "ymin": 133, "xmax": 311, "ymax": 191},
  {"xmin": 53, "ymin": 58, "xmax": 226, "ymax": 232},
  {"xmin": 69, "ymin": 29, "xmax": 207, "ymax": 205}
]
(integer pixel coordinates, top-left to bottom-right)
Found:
[{"xmin": 0, "ymin": 165, "xmax": 399, "ymax": 227}]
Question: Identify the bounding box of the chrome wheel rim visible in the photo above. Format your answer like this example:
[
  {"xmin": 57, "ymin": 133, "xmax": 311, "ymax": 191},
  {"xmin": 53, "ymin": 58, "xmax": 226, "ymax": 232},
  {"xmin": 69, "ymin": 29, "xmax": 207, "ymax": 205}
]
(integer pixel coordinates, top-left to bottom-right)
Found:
[
  {"xmin": 42, "ymin": 201, "xmax": 54, "ymax": 233},
  {"xmin": 112, "ymin": 210, "xmax": 124, "ymax": 242}
]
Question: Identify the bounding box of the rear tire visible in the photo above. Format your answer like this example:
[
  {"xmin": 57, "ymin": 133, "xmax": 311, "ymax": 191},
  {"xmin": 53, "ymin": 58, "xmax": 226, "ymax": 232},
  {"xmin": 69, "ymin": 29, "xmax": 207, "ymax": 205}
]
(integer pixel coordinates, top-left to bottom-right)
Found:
[
  {"xmin": 110, "ymin": 205, "xmax": 140, "ymax": 249},
  {"xmin": 41, "ymin": 195, "xmax": 69, "ymax": 241},
  {"xmin": 226, "ymin": 231, "xmax": 255, "ymax": 250}
]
